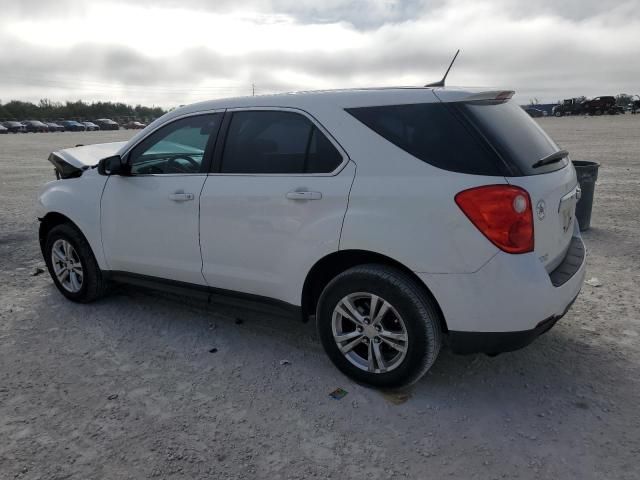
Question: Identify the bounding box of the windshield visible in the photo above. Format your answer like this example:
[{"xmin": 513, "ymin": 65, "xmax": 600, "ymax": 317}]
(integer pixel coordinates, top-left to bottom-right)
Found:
[{"xmin": 454, "ymin": 101, "xmax": 567, "ymax": 175}]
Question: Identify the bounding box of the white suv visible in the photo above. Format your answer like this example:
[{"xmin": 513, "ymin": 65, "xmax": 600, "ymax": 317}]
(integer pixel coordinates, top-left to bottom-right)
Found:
[{"xmin": 37, "ymin": 87, "xmax": 586, "ymax": 387}]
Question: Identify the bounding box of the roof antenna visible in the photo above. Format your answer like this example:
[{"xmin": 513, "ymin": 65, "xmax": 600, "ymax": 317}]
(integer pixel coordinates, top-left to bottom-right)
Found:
[{"xmin": 425, "ymin": 49, "xmax": 460, "ymax": 88}]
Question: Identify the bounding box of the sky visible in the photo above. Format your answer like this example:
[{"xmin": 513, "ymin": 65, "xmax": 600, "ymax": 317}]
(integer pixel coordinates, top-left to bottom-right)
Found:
[{"xmin": 0, "ymin": 0, "xmax": 639, "ymax": 107}]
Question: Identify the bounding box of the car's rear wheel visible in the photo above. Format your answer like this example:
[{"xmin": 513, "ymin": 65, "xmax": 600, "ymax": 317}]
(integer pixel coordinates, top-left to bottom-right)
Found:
[
  {"xmin": 44, "ymin": 223, "xmax": 108, "ymax": 303},
  {"xmin": 316, "ymin": 264, "xmax": 442, "ymax": 388}
]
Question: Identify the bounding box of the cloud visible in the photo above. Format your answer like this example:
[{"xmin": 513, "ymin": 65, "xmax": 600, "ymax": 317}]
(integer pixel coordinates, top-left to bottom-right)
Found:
[{"xmin": 0, "ymin": 0, "xmax": 639, "ymax": 106}]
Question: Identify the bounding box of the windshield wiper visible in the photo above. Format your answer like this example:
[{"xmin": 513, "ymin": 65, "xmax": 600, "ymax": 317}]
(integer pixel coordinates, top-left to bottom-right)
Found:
[{"xmin": 531, "ymin": 150, "xmax": 569, "ymax": 169}]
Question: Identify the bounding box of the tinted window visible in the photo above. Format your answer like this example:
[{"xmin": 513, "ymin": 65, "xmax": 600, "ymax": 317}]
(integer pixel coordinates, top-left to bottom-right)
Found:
[
  {"xmin": 456, "ymin": 101, "xmax": 566, "ymax": 175},
  {"xmin": 346, "ymin": 103, "xmax": 503, "ymax": 176},
  {"xmin": 129, "ymin": 114, "xmax": 221, "ymax": 174},
  {"xmin": 306, "ymin": 127, "xmax": 343, "ymax": 173},
  {"xmin": 221, "ymin": 111, "xmax": 342, "ymax": 174}
]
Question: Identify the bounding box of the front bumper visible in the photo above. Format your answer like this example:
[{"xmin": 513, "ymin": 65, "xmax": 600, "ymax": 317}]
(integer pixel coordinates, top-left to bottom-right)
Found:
[{"xmin": 417, "ymin": 234, "xmax": 586, "ymax": 353}]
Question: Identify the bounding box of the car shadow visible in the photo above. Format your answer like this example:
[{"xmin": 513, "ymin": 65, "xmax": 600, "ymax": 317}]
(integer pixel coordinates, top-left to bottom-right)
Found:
[{"xmin": 38, "ymin": 281, "xmax": 633, "ymax": 418}]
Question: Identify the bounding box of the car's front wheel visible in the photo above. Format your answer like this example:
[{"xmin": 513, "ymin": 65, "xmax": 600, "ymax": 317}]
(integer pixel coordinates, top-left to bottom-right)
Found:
[
  {"xmin": 317, "ymin": 264, "xmax": 442, "ymax": 388},
  {"xmin": 44, "ymin": 223, "xmax": 108, "ymax": 303}
]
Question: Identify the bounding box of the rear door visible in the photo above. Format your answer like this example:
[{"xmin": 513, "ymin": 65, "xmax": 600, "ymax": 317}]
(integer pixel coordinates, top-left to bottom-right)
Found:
[
  {"xmin": 199, "ymin": 108, "xmax": 355, "ymax": 304},
  {"xmin": 101, "ymin": 112, "xmax": 223, "ymax": 284}
]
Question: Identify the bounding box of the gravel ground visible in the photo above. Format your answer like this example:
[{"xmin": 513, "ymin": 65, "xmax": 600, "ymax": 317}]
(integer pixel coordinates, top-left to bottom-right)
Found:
[{"xmin": 1, "ymin": 117, "xmax": 639, "ymax": 479}]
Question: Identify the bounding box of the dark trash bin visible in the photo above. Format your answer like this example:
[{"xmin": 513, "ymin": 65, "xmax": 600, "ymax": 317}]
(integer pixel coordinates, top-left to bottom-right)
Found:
[{"xmin": 572, "ymin": 160, "xmax": 599, "ymax": 231}]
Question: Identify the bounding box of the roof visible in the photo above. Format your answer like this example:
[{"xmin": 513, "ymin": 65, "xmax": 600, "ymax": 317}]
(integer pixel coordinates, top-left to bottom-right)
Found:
[
  {"xmin": 122, "ymin": 85, "xmax": 512, "ymax": 151},
  {"xmin": 166, "ymin": 86, "xmax": 508, "ymax": 118}
]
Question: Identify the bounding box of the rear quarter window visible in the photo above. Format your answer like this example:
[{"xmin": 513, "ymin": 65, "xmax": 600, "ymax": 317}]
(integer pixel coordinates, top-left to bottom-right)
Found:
[
  {"xmin": 346, "ymin": 103, "xmax": 503, "ymax": 176},
  {"xmin": 347, "ymin": 101, "xmax": 567, "ymax": 176}
]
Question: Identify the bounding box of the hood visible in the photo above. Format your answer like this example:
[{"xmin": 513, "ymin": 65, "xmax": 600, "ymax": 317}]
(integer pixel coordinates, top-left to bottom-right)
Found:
[{"xmin": 49, "ymin": 141, "xmax": 126, "ymax": 179}]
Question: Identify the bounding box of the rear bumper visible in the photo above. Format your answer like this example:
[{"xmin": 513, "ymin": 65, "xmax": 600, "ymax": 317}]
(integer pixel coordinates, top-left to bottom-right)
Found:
[
  {"xmin": 447, "ymin": 293, "xmax": 578, "ymax": 354},
  {"xmin": 417, "ymin": 234, "xmax": 586, "ymax": 347}
]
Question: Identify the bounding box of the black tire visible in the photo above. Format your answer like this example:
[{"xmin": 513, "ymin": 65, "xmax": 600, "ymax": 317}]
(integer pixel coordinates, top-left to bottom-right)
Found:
[
  {"xmin": 44, "ymin": 223, "xmax": 108, "ymax": 303},
  {"xmin": 316, "ymin": 264, "xmax": 442, "ymax": 388}
]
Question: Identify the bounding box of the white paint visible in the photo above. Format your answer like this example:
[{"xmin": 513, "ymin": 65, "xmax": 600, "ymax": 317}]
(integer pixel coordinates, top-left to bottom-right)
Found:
[{"xmin": 38, "ymin": 87, "xmax": 586, "ymax": 338}]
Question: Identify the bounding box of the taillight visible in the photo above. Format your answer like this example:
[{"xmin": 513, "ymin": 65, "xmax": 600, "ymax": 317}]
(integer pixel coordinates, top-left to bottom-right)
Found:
[{"xmin": 455, "ymin": 185, "xmax": 534, "ymax": 254}]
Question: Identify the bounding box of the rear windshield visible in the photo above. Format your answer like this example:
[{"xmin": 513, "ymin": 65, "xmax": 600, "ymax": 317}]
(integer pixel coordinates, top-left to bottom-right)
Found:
[
  {"xmin": 456, "ymin": 101, "xmax": 566, "ymax": 175},
  {"xmin": 346, "ymin": 101, "xmax": 566, "ymax": 176}
]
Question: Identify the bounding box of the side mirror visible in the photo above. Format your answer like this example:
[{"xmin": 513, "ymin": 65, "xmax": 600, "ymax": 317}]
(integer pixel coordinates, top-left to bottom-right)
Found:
[{"xmin": 97, "ymin": 155, "xmax": 129, "ymax": 175}]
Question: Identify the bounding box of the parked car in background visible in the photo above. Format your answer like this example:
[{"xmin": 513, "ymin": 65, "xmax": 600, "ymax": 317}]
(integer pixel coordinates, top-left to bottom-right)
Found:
[
  {"xmin": 2, "ymin": 121, "xmax": 27, "ymax": 133},
  {"xmin": 45, "ymin": 122, "xmax": 65, "ymax": 132},
  {"xmin": 524, "ymin": 107, "xmax": 544, "ymax": 118},
  {"xmin": 60, "ymin": 120, "xmax": 86, "ymax": 132},
  {"xmin": 23, "ymin": 120, "xmax": 49, "ymax": 133},
  {"xmin": 0, "ymin": 124, "xmax": 7, "ymax": 134},
  {"xmin": 82, "ymin": 121, "xmax": 100, "ymax": 131},
  {"xmin": 37, "ymin": 87, "xmax": 585, "ymax": 388},
  {"xmin": 94, "ymin": 118, "xmax": 120, "ymax": 130},
  {"xmin": 124, "ymin": 121, "xmax": 146, "ymax": 130}
]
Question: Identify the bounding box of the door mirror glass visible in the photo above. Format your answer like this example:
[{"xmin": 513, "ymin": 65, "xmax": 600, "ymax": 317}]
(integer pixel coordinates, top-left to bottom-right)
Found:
[{"xmin": 98, "ymin": 155, "xmax": 128, "ymax": 176}]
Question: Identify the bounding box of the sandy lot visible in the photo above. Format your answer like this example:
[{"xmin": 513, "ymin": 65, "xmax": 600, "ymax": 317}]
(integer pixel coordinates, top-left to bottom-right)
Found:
[{"xmin": 1, "ymin": 116, "xmax": 639, "ymax": 479}]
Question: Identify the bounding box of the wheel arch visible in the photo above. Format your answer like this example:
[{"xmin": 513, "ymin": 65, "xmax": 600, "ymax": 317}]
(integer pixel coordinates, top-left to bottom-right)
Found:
[
  {"xmin": 39, "ymin": 212, "xmax": 86, "ymax": 256},
  {"xmin": 301, "ymin": 249, "xmax": 448, "ymax": 332}
]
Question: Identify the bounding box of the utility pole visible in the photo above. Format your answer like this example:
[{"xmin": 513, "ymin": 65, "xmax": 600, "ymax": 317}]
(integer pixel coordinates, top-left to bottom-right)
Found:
[{"xmin": 252, "ymin": 83, "xmax": 255, "ymax": 96}]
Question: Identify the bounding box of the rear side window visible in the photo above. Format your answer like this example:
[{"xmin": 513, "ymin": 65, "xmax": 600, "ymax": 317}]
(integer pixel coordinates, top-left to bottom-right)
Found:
[
  {"xmin": 346, "ymin": 103, "xmax": 503, "ymax": 176},
  {"xmin": 306, "ymin": 127, "xmax": 343, "ymax": 173},
  {"xmin": 221, "ymin": 110, "xmax": 342, "ymax": 174}
]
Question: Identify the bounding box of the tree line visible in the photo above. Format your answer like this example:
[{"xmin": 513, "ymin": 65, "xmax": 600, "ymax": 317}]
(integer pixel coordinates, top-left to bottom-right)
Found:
[{"xmin": 0, "ymin": 99, "xmax": 167, "ymax": 122}]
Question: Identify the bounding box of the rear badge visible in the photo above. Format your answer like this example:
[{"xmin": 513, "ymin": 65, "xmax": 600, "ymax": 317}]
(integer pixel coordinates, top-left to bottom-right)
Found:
[{"xmin": 536, "ymin": 200, "xmax": 546, "ymax": 220}]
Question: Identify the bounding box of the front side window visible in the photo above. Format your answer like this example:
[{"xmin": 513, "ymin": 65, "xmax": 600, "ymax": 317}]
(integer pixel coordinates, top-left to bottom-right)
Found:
[
  {"xmin": 221, "ymin": 110, "xmax": 342, "ymax": 174},
  {"xmin": 129, "ymin": 114, "xmax": 222, "ymax": 174}
]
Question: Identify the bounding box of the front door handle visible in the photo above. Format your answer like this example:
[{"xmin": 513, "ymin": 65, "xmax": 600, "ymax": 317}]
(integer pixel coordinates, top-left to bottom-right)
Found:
[
  {"xmin": 286, "ymin": 190, "xmax": 322, "ymax": 201},
  {"xmin": 169, "ymin": 192, "xmax": 195, "ymax": 202}
]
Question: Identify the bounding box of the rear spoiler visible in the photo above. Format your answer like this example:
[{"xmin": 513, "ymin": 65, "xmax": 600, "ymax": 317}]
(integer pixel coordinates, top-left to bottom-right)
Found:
[
  {"xmin": 463, "ymin": 90, "xmax": 514, "ymax": 102},
  {"xmin": 433, "ymin": 89, "xmax": 515, "ymax": 104}
]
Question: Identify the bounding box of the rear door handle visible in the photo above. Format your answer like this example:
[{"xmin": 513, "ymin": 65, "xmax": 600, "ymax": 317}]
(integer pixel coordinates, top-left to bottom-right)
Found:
[
  {"xmin": 169, "ymin": 192, "xmax": 195, "ymax": 202},
  {"xmin": 286, "ymin": 190, "xmax": 322, "ymax": 201}
]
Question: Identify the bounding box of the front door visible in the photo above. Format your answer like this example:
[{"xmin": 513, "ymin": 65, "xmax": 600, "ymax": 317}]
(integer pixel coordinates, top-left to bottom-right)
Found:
[{"xmin": 101, "ymin": 113, "xmax": 223, "ymax": 284}]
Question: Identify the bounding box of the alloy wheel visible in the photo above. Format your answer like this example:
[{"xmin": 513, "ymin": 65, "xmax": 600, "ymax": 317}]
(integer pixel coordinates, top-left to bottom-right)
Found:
[
  {"xmin": 331, "ymin": 292, "xmax": 409, "ymax": 373},
  {"xmin": 51, "ymin": 239, "xmax": 84, "ymax": 293}
]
